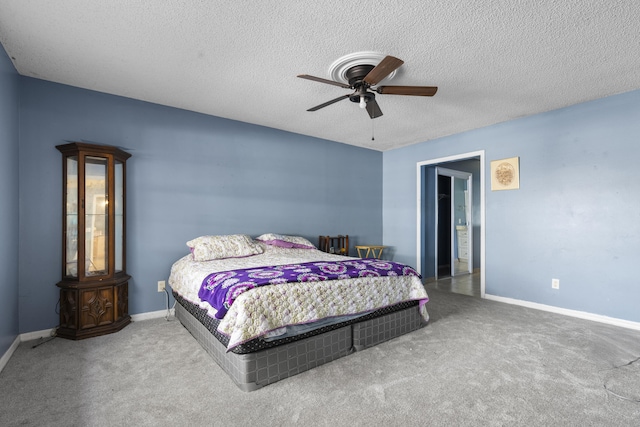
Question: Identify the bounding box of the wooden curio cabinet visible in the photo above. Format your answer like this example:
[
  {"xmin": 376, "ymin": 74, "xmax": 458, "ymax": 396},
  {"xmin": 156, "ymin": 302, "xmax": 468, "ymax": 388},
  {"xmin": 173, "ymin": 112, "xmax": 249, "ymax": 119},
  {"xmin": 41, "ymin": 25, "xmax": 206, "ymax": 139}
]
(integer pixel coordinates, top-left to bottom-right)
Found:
[{"xmin": 56, "ymin": 142, "xmax": 131, "ymax": 339}]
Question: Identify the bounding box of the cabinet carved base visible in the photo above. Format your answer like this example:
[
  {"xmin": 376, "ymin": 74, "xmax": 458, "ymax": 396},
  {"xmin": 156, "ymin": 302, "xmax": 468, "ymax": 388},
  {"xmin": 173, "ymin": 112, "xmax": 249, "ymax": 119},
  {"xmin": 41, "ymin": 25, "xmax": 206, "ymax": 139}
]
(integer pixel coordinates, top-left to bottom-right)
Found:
[{"xmin": 57, "ymin": 275, "xmax": 131, "ymax": 340}]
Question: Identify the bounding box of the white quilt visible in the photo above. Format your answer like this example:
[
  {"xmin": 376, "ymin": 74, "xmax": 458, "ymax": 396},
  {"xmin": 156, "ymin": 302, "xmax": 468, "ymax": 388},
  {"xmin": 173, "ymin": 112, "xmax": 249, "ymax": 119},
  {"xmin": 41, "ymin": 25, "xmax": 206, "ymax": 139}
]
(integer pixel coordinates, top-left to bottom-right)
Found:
[{"xmin": 169, "ymin": 244, "xmax": 429, "ymax": 350}]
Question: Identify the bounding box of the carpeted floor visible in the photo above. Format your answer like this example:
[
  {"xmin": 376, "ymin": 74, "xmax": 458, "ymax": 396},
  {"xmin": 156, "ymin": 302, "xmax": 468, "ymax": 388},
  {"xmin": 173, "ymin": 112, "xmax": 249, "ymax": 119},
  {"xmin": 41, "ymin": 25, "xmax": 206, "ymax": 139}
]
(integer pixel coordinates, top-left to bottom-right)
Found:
[{"xmin": 1, "ymin": 288, "xmax": 639, "ymax": 426}]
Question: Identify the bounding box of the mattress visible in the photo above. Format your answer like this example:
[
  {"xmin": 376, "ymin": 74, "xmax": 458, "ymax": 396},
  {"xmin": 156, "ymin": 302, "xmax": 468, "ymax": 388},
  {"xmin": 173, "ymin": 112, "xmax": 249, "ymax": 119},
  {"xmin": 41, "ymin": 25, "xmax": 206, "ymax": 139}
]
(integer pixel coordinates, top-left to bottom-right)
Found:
[
  {"xmin": 175, "ymin": 296, "xmax": 426, "ymax": 391},
  {"xmin": 173, "ymin": 291, "xmax": 419, "ymax": 354}
]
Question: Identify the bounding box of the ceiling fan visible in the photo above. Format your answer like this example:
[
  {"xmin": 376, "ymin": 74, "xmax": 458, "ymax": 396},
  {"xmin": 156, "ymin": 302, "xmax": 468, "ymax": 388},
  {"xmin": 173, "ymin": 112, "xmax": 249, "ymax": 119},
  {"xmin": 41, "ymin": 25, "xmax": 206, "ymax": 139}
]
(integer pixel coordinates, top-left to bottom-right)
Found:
[{"xmin": 297, "ymin": 55, "xmax": 437, "ymax": 119}]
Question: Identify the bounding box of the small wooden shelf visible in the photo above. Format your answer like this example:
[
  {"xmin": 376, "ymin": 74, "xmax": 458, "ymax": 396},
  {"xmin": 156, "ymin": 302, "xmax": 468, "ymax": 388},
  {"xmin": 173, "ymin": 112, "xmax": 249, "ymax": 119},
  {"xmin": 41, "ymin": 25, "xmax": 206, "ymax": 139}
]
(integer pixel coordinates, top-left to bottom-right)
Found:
[{"xmin": 318, "ymin": 235, "xmax": 349, "ymax": 256}]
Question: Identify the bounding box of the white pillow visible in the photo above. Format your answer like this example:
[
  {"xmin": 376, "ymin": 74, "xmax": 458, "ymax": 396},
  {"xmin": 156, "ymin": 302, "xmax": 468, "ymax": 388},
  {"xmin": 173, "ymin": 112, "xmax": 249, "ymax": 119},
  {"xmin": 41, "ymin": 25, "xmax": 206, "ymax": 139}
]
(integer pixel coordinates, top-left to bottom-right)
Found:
[
  {"xmin": 255, "ymin": 233, "xmax": 316, "ymax": 249},
  {"xmin": 186, "ymin": 234, "xmax": 263, "ymax": 261}
]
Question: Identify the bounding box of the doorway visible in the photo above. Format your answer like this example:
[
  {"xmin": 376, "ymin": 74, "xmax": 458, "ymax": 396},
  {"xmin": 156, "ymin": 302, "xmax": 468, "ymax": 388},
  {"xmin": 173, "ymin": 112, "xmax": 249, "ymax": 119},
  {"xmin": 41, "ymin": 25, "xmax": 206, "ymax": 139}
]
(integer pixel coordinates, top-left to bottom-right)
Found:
[
  {"xmin": 416, "ymin": 151, "xmax": 485, "ymax": 297},
  {"xmin": 435, "ymin": 167, "xmax": 472, "ymax": 279}
]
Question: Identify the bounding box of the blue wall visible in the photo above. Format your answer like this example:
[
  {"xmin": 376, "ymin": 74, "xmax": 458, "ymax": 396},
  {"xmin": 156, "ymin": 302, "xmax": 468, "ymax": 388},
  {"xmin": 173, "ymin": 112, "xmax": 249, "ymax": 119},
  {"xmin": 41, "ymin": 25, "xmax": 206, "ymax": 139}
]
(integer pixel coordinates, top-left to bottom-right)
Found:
[
  {"xmin": 6, "ymin": 56, "xmax": 640, "ymax": 337},
  {"xmin": 0, "ymin": 45, "xmax": 19, "ymax": 355},
  {"xmin": 18, "ymin": 78, "xmax": 383, "ymax": 333},
  {"xmin": 384, "ymin": 89, "xmax": 640, "ymax": 322}
]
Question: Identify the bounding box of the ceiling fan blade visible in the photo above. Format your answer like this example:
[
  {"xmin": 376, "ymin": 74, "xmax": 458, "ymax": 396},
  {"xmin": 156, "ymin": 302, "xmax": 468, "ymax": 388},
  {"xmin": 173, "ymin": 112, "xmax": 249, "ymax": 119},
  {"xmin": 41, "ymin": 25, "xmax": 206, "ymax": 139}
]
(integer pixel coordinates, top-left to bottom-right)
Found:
[
  {"xmin": 297, "ymin": 74, "xmax": 351, "ymax": 89},
  {"xmin": 376, "ymin": 85, "xmax": 438, "ymax": 96},
  {"xmin": 366, "ymin": 99, "xmax": 383, "ymax": 119},
  {"xmin": 363, "ymin": 55, "xmax": 404, "ymax": 86},
  {"xmin": 307, "ymin": 94, "xmax": 350, "ymax": 111}
]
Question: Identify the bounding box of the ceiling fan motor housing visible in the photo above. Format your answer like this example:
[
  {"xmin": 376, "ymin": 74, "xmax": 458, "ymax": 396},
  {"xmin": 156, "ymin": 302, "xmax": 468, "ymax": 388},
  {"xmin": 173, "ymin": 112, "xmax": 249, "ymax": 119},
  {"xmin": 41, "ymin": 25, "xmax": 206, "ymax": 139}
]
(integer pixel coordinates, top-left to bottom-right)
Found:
[
  {"xmin": 345, "ymin": 64, "xmax": 375, "ymax": 86},
  {"xmin": 346, "ymin": 64, "xmax": 375, "ymax": 104}
]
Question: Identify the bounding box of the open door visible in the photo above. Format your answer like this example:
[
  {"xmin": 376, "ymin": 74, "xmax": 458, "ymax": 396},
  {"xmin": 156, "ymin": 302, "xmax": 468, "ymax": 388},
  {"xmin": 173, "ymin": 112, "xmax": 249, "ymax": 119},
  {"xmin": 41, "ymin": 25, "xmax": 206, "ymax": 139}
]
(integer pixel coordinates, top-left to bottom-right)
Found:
[{"xmin": 435, "ymin": 167, "xmax": 472, "ymax": 278}]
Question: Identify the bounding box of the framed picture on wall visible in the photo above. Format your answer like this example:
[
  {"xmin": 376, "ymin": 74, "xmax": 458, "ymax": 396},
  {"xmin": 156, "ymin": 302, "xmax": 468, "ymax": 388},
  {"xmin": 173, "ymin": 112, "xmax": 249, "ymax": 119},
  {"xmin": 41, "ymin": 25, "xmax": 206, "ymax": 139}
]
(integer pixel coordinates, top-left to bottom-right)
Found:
[{"xmin": 491, "ymin": 156, "xmax": 520, "ymax": 191}]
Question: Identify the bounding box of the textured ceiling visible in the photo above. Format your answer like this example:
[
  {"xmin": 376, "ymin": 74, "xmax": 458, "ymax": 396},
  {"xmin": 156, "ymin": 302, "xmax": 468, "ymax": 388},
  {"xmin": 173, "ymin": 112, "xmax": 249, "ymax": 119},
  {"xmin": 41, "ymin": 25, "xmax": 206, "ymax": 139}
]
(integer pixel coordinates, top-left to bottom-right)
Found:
[{"xmin": 1, "ymin": 1, "xmax": 639, "ymax": 151}]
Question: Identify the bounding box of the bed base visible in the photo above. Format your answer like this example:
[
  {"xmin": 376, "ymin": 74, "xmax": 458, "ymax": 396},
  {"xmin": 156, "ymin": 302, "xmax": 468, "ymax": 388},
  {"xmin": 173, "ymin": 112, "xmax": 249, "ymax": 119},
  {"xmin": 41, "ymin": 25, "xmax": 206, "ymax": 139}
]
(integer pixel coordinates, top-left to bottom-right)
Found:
[{"xmin": 175, "ymin": 301, "xmax": 426, "ymax": 392}]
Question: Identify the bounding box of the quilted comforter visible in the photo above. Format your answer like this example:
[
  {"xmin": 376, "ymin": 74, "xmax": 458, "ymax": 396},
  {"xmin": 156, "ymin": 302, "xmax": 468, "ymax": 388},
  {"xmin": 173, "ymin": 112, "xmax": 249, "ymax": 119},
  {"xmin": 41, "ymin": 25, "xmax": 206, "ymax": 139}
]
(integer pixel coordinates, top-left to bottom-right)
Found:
[{"xmin": 169, "ymin": 244, "xmax": 429, "ymax": 350}]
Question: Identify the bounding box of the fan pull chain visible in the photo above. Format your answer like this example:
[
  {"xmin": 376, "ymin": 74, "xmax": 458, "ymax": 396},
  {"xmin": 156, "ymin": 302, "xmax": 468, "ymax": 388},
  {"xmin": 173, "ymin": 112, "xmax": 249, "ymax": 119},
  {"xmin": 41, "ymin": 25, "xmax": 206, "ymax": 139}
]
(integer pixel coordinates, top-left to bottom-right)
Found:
[{"xmin": 371, "ymin": 119, "xmax": 375, "ymax": 141}]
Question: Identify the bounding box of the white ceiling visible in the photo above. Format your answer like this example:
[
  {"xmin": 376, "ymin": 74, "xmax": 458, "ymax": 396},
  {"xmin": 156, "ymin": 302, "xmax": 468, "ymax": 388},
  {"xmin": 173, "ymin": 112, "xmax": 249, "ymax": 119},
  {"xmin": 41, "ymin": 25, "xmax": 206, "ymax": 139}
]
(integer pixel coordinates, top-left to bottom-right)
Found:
[{"xmin": 1, "ymin": 1, "xmax": 639, "ymax": 151}]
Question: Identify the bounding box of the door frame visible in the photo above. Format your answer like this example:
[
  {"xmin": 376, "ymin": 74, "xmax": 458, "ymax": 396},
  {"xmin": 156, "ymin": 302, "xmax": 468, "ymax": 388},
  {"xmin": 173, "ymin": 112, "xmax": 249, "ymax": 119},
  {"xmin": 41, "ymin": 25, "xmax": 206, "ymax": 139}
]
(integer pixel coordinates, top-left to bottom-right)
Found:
[
  {"xmin": 435, "ymin": 167, "xmax": 472, "ymax": 278},
  {"xmin": 416, "ymin": 150, "xmax": 486, "ymax": 297}
]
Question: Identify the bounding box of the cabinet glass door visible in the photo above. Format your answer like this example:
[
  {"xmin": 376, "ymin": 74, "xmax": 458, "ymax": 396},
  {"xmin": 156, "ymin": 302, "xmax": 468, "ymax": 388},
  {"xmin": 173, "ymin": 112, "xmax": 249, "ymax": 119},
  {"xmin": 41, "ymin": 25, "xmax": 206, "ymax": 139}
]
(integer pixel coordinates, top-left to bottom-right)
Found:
[
  {"xmin": 65, "ymin": 156, "xmax": 79, "ymax": 277},
  {"xmin": 85, "ymin": 156, "xmax": 108, "ymax": 277},
  {"xmin": 114, "ymin": 160, "xmax": 124, "ymax": 273}
]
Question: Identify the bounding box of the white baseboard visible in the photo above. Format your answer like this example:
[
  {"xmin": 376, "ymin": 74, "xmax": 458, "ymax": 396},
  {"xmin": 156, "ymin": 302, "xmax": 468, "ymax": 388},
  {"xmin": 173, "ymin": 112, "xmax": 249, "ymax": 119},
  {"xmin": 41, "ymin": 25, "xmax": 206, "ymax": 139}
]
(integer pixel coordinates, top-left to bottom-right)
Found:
[
  {"xmin": 0, "ymin": 308, "xmax": 176, "ymax": 375},
  {"xmin": 484, "ymin": 293, "xmax": 640, "ymax": 331},
  {"xmin": 1, "ymin": 328, "xmax": 57, "ymax": 373},
  {"xmin": 0, "ymin": 335, "xmax": 21, "ymax": 374},
  {"xmin": 131, "ymin": 308, "xmax": 175, "ymax": 322},
  {"xmin": 20, "ymin": 328, "xmax": 57, "ymax": 342}
]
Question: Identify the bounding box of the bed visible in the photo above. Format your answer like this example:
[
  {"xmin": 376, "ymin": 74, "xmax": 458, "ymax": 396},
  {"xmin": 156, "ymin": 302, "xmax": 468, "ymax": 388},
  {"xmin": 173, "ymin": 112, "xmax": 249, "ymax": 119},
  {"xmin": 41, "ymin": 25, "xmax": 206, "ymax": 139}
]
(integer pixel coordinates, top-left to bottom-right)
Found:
[{"xmin": 168, "ymin": 233, "xmax": 430, "ymax": 391}]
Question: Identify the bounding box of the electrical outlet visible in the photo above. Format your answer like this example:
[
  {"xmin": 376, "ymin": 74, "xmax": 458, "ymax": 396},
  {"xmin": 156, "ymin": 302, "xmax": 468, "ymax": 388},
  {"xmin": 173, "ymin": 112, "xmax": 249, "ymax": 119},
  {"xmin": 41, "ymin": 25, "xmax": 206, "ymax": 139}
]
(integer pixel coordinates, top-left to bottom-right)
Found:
[
  {"xmin": 157, "ymin": 280, "xmax": 166, "ymax": 292},
  {"xmin": 551, "ymin": 278, "xmax": 560, "ymax": 289}
]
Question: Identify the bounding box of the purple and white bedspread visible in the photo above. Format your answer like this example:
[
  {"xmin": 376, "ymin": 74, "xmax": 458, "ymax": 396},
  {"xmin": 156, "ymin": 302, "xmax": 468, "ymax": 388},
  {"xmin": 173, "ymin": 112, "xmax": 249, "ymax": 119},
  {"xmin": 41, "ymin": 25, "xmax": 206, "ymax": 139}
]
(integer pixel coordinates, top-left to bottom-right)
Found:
[
  {"xmin": 169, "ymin": 246, "xmax": 430, "ymax": 351},
  {"xmin": 199, "ymin": 259, "xmax": 424, "ymax": 319},
  {"xmin": 200, "ymin": 259, "xmax": 428, "ymax": 350}
]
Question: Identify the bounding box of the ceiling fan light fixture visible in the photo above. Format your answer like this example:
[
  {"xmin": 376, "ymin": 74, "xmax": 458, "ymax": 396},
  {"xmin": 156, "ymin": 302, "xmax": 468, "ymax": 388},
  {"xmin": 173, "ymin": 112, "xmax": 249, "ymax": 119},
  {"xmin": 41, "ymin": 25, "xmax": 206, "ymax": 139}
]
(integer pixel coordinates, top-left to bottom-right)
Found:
[{"xmin": 350, "ymin": 91, "xmax": 374, "ymax": 105}]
